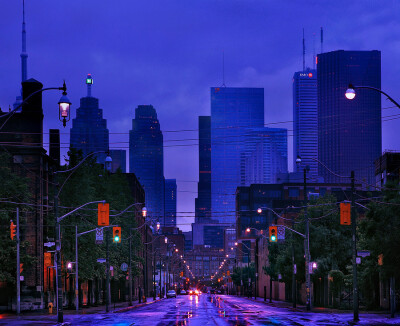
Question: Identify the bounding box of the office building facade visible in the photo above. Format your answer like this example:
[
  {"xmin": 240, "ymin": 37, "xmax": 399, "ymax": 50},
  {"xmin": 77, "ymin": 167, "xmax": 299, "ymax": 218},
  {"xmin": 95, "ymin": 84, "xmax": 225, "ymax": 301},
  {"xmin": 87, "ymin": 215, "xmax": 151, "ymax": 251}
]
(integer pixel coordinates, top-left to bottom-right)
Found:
[
  {"xmin": 129, "ymin": 105, "xmax": 164, "ymax": 222},
  {"xmin": 195, "ymin": 116, "xmax": 212, "ymax": 223},
  {"xmin": 109, "ymin": 149, "xmax": 126, "ymax": 173},
  {"xmin": 317, "ymin": 50, "xmax": 381, "ymax": 185},
  {"xmin": 211, "ymin": 87, "xmax": 264, "ymax": 224},
  {"xmin": 165, "ymin": 179, "xmax": 177, "ymax": 227},
  {"xmin": 293, "ymin": 69, "xmax": 318, "ymax": 177},
  {"xmin": 241, "ymin": 127, "xmax": 288, "ymax": 185},
  {"xmin": 70, "ymin": 75, "xmax": 109, "ymax": 164}
]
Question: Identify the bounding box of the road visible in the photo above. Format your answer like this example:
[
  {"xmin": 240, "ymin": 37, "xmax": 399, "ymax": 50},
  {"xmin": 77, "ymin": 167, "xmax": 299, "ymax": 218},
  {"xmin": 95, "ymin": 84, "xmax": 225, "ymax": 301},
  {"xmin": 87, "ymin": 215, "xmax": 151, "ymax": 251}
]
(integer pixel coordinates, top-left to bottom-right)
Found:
[{"xmin": 1, "ymin": 294, "xmax": 399, "ymax": 325}]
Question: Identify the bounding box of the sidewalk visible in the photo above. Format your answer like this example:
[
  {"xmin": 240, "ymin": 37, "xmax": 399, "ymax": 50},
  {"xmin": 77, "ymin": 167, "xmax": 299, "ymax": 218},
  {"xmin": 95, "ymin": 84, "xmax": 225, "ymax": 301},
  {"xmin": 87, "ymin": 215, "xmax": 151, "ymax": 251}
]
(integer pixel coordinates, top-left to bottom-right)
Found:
[{"xmin": 0, "ymin": 296, "xmax": 165, "ymax": 324}]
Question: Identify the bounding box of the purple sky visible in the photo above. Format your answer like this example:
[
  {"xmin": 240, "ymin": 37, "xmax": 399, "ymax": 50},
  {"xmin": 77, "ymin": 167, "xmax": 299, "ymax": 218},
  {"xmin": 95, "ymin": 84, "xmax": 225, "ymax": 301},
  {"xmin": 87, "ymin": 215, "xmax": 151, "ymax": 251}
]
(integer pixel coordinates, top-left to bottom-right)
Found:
[{"xmin": 1, "ymin": 1, "xmax": 400, "ymax": 231}]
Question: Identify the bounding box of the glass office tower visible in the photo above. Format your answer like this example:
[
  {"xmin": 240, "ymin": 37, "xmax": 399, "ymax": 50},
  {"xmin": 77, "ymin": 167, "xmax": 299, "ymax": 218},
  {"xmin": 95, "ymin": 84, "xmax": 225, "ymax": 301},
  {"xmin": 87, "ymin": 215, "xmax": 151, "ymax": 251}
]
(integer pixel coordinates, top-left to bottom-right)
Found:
[
  {"xmin": 211, "ymin": 87, "xmax": 264, "ymax": 224},
  {"xmin": 317, "ymin": 50, "xmax": 381, "ymax": 185},
  {"xmin": 165, "ymin": 179, "xmax": 177, "ymax": 227},
  {"xmin": 241, "ymin": 127, "xmax": 288, "ymax": 185},
  {"xmin": 293, "ymin": 69, "xmax": 318, "ymax": 177},
  {"xmin": 129, "ymin": 105, "xmax": 164, "ymax": 223},
  {"xmin": 70, "ymin": 76, "xmax": 109, "ymax": 164}
]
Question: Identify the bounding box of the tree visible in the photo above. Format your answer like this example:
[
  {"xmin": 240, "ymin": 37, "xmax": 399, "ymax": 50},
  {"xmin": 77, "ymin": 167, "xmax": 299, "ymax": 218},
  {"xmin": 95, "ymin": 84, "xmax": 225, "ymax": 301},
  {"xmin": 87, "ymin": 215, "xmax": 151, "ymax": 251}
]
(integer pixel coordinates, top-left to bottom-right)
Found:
[{"xmin": 0, "ymin": 153, "xmax": 36, "ymax": 285}]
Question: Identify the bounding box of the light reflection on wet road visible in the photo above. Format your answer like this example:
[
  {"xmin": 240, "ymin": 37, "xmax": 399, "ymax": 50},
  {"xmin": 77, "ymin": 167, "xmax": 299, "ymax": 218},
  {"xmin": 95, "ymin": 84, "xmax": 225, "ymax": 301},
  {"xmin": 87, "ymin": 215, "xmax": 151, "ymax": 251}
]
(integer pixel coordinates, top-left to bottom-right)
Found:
[{"xmin": 2, "ymin": 294, "xmax": 398, "ymax": 325}]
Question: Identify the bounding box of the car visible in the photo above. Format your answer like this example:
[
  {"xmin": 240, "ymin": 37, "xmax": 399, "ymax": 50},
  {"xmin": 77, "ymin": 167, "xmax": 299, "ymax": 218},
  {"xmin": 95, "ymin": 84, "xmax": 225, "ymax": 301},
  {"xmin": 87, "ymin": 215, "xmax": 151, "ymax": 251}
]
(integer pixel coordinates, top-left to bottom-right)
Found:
[
  {"xmin": 166, "ymin": 290, "xmax": 177, "ymax": 298},
  {"xmin": 180, "ymin": 290, "xmax": 187, "ymax": 295},
  {"xmin": 188, "ymin": 289, "xmax": 199, "ymax": 295}
]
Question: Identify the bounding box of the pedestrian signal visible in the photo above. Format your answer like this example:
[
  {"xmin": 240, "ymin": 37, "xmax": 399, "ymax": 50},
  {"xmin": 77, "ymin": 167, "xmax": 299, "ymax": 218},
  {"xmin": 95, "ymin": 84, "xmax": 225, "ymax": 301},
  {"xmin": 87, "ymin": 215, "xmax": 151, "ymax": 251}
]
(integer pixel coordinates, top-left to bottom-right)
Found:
[
  {"xmin": 340, "ymin": 202, "xmax": 351, "ymax": 225},
  {"xmin": 98, "ymin": 203, "xmax": 109, "ymax": 226}
]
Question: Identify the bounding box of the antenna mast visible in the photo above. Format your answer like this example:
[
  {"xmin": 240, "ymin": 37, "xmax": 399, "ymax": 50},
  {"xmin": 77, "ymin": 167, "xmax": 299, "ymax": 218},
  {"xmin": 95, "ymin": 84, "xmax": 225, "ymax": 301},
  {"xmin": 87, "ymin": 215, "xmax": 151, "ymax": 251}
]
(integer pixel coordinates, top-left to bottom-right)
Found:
[
  {"xmin": 21, "ymin": 0, "xmax": 28, "ymax": 82},
  {"xmin": 302, "ymin": 28, "xmax": 305, "ymax": 71},
  {"xmin": 222, "ymin": 51, "xmax": 226, "ymax": 87},
  {"xmin": 321, "ymin": 27, "xmax": 324, "ymax": 53}
]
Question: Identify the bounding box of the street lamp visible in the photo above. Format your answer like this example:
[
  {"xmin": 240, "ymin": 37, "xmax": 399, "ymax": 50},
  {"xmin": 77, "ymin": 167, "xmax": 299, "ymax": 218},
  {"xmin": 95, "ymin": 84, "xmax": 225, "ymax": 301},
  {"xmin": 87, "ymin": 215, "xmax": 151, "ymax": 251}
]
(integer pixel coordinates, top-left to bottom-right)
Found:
[
  {"xmin": 345, "ymin": 83, "xmax": 400, "ymax": 109},
  {"xmin": 296, "ymin": 155, "xmax": 311, "ymax": 311}
]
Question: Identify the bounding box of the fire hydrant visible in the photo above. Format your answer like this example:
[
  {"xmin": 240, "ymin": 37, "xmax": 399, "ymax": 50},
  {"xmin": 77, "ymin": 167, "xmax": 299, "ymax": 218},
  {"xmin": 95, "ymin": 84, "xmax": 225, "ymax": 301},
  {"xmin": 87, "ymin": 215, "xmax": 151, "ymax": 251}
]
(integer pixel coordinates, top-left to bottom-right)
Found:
[{"xmin": 48, "ymin": 302, "xmax": 53, "ymax": 314}]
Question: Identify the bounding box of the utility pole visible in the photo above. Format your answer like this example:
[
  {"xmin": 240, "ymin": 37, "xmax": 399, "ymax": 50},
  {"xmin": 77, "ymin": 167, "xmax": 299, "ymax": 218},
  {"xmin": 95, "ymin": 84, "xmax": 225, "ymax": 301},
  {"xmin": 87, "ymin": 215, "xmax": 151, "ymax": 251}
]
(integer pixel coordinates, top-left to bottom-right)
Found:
[
  {"xmin": 75, "ymin": 225, "xmax": 79, "ymax": 311},
  {"xmin": 129, "ymin": 228, "xmax": 132, "ymax": 306},
  {"xmin": 351, "ymin": 171, "xmax": 359, "ymax": 321},
  {"xmin": 292, "ymin": 210, "xmax": 296, "ymax": 308},
  {"xmin": 106, "ymin": 228, "xmax": 110, "ymax": 312},
  {"xmin": 16, "ymin": 208, "xmax": 20, "ymax": 315},
  {"xmin": 304, "ymin": 167, "xmax": 311, "ymax": 311},
  {"xmin": 54, "ymin": 173, "xmax": 63, "ymax": 323}
]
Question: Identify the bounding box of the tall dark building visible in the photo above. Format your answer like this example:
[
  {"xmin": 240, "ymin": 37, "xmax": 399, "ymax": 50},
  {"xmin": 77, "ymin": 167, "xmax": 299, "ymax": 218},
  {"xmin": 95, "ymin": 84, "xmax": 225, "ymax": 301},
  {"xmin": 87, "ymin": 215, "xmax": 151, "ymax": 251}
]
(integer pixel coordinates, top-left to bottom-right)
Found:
[
  {"xmin": 129, "ymin": 105, "xmax": 164, "ymax": 222},
  {"xmin": 317, "ymin": 50, "xmax": 381, "ymax": 185},
  {"xmin": 293, "ymin": 69, "xmax": 318, "ymax": 177},
  {"xmin": 109, "ymin": 149, "xmax": 126, "ymax": 173},
  {"xmin": 164, "ymin": 179, "xmax": 177, "ymax": 227},
  {"xmin": 211, "ymin": 87, "xmax": 264, "ymax": 224},
  {"xmin": 195, "ymin": 116, "xmax": 212, "ymax": 223},
  {"xmin": 70, "ymin": 74, "xmax": 109, "ymax": 164}
]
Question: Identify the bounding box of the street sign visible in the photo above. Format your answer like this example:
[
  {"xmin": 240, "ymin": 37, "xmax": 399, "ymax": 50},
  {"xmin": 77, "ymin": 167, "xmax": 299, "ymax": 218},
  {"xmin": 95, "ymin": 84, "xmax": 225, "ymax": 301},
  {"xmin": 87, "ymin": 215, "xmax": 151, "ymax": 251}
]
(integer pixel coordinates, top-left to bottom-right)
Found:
[
  {"xmin": 44, "ymin": 242, "xmax": 55, "ymax": 247},
  {"xmin": 294, "ymin": 264, "xmax": 297, "ymax": 274},
  {"xmin": 97, "ymin": 258, "xmax": 106, "ymax": 263},
  {"xmin": 95, "ymin": 228, "xmax": 104, "ymax": 245},
  {"xmin": 357, "ymin": 250, "xmax": 370, "ymax": 257},
  {"xmin": 356, "ymin": 257, "xmax": 361, "ymax": 264},
  {"xmin": 121, "ymin": 263, "xmax": 128, "ymax": 271},
  {"xmin": 277, "ymin": 226, "xmax": 285, "ymax": 240}
]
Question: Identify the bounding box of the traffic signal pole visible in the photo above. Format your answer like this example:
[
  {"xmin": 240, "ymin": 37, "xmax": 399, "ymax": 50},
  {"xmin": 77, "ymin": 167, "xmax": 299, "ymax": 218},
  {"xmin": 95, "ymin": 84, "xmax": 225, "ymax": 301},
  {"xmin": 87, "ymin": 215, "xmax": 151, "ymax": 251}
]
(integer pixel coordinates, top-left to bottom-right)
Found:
[
  {"xmin": 106, "ymin": 227, "xmax": 110, "ymax": 312},
  {"xmin": 304, "ymin": 168, "xmax": 311, "ymax": 311},
  {"xmin": 351, "ymin": 171, "xmax": 359, "ymax": 321},
  {"xmin": 16, "ymin": 208, "xmax": 20, "ymax": 315}
]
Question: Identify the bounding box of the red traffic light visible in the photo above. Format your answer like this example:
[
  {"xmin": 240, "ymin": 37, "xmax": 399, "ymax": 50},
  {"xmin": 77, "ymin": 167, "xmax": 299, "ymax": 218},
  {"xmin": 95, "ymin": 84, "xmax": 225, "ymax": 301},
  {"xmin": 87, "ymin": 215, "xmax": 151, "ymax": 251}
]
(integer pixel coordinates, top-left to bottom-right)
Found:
[{"xmin": 10, "ymin": 221, "xmax": 16, "ymax": 240}]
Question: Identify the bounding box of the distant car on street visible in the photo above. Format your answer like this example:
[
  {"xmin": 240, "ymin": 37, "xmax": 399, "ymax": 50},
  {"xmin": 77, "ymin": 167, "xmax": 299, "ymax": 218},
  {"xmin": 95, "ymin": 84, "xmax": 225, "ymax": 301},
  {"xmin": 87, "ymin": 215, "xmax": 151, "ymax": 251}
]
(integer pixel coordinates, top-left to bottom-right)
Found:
[
  {"xmin": 180, "ymin": 290, "xmax": 187, "ymax": 295},
  {"xmin": 189, "ymin": 289, "xmax": 199, "ymax": 295},
  {"xmin": 166, "ymin": 290, "xmax": 177, "ymax": 298}
]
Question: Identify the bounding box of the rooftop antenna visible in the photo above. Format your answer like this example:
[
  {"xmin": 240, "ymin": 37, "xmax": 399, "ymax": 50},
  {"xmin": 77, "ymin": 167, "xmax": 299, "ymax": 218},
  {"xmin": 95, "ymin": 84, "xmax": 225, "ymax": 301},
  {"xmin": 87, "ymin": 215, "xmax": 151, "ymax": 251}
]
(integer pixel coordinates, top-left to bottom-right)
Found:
[
  {"xmin": 222, "ymin": 51, "xmax": 226, "ymax": 87},
  {"xmin": 21, "ymin": 0, "xmax": 28, "ymax": 82},
  {"xmin": 321, "ymin": 27, "xmax": 324, "ymax": 54},
  {"xmin": 302, "ymin": 28, "xmax": 305, "ymax": 71},
  {"xmin": 313, "ymin": 32, "xmax": 316, "ymax": 70},
  {"xmin": 86, "ymin": 74, "xmax": 93, "ymax": 97}
]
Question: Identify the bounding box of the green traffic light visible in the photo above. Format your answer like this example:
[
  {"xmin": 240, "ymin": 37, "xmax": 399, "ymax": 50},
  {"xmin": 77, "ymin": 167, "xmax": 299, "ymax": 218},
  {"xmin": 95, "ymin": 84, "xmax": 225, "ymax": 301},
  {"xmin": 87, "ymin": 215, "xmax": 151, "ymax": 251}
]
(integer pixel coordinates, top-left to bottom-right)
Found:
[
  {"xmin": 271, "ymin": 235, "xmax": 276, "ymax": 241},
  {"xmin": 115, "ymin": 236, "xmax": 119, "ymax": 242}
]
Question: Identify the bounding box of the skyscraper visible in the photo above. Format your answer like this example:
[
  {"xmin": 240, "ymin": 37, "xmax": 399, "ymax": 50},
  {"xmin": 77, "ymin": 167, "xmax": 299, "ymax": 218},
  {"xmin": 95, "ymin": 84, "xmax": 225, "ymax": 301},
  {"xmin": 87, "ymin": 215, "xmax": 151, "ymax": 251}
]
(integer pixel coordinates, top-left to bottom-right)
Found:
[
  {"xmin": 70, "ymin": 74, "xmax": 109, "ymax": 164},
  {"xmin": 211, "ymin": 87, "xmax": 264, "ymax": 224},
  {"xmin": 165, "ymin": 179, "xmax": 177, "ymax": 227},
  {"xmin": 317, "ymin": 50, "xmax": 381, "ymax": 185},
  {"xmin": 293, "ymin": 69, "xmax": 318, "ymax": 177},
  {"xmin": 109, "ymin": 149, "xmax": 126, "ymax": 173},
  {"xmin": 195, "ymin": 116, "xmax": 212, "ymax": 224},
  {"xmin": 129, "ymin": 105, "xmax": 164, "ymax": 222},
  {"xmin": 241, "ymin": 127, "xmax": 288, "ymax": 185}
]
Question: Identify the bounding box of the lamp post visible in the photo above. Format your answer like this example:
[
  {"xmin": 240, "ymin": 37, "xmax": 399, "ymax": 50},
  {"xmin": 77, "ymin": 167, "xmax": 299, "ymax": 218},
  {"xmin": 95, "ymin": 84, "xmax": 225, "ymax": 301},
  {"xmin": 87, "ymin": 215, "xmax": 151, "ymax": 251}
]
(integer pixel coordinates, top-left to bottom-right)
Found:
[
  {"xmin": 296, "ymin": 156, "xmax": 311, "ymax": 311},
  {"xmin": 0, "ymin": 81, "xmax": 71, "ymax": 131},
  {"xmin": 345, "ymin": 84, "xmax": 400, "ymax": 109},
  {"xmin": 53, "ymin": 151, "xmax": 111, "ymax": 322}
]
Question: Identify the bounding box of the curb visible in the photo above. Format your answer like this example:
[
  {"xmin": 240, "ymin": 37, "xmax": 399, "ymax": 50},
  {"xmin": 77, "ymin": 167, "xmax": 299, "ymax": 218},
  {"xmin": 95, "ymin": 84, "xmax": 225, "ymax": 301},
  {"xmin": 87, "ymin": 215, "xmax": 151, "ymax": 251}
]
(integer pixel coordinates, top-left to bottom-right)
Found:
[
  {"xmin": 113, "ymin": 298, "xmax": 165, "ymax": 313},
  {"xmin": 245, "ymin": 297, "xmax": 305, "ymax": 313}
]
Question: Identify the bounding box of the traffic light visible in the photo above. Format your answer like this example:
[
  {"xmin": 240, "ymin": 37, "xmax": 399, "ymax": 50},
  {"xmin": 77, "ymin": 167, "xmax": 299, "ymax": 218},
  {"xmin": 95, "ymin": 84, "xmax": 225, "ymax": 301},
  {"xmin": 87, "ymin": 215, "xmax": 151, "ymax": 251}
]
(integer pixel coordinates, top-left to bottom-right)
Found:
[
  {"xmin": 20, "ymin": 263, "xmax": 23, "ymax": 274},
  {"xmin": 98, "ymin": 203, "xmax": 109, "ymax": 226},
  {"xmin": 180, "ymin": 271, "xmax": 184, "ymax": 277},
  {"xmin": 10, "ymin": 221, "xmax": 16, "ymax": 240},
  {"xmin": 113, "ymin": 227, "xmax": 121, "ymax": 243},
  {"xmin": 269, "ymin": 226, "xmax": 277, "ymax": 242},
  {"xmin": 340, "ymin": 202, "xmax": 351, "ymax": 225},
  {"xmin": 227, "ymin": 270, "xmax": 230, "ymax": 276}
]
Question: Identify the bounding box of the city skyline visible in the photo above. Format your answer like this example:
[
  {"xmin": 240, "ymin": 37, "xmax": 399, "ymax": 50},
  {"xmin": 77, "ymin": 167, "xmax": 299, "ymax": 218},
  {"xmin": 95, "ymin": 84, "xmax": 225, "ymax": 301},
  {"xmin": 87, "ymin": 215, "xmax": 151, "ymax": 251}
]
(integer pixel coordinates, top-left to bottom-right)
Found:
[{"xmin": 1, "ymin": 1, "xmax": 400, "ymax": 231}]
